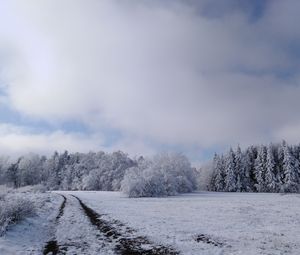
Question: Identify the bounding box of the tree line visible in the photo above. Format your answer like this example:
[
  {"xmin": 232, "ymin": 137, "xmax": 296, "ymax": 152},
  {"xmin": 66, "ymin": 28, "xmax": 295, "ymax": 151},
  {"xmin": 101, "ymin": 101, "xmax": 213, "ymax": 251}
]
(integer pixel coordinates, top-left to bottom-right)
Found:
[
  {"xmin": 0, "ymin": 151, "xmax": 198, "ymax": 197},
  {"xmin": 0, "ymin": 151, "xmax": 136, "ymax": 191},
  {"xmin": 210, "ymin": 141, "xmax": 300, "ymax": 193},
  {"xmin": 1, "ymin": 141, "xmax": 300, "ymax": 196}
]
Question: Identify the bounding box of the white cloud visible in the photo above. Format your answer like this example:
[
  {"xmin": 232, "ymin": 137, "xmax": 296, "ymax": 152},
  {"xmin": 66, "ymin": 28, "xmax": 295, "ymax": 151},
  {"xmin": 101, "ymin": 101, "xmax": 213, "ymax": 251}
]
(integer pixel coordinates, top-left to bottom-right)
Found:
[
  {"xmin": 0, "ymin": 123, "xmax": 158, "ymax": 158},
  {"xmin": 0, "ymin": 123, "xmax": 102, "ymax": 155},
  {"xmin": 0, "ymin": 0, "xmax": 300, "ymax": 156}
]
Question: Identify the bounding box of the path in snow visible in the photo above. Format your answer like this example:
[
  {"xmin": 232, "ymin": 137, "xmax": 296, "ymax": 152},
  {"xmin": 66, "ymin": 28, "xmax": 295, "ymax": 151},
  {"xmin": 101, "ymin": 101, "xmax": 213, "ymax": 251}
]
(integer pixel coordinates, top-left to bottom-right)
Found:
[
  {"xmin": 73, "ymin": 195, "xmax": 179, "ymax": 255},
  {"xmin": 44, "ymin": 194, "xmax": 114, "ymax": 255},
  {"xmin": 43, "ymin": 194, "xmax": 66, "ymax": 255},
  {"xmin": 43, "ymin": 194, "xmax": 178, "ymax": 255},
  {"xmin": 66, "ymin": 191, "xmax": 300, "ymax": 255}
]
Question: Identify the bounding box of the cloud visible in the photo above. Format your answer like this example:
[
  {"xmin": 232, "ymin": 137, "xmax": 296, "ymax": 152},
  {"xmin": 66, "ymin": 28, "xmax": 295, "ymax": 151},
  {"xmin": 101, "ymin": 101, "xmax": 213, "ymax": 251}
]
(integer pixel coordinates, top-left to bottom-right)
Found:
[
  {"xmin": 0, "ymin": 0, "xmax": 300, "ymax": 157},
  {"xmin": 0, "ymin": 121, "xmax": 159, "ymax": 158},
  {"xmin": 0, "ymin": 123, "xmax": 102, "ymax": 155},
  {"xmin": 273, "ymin": 124, "xmax": 300, "ymax": 145}
]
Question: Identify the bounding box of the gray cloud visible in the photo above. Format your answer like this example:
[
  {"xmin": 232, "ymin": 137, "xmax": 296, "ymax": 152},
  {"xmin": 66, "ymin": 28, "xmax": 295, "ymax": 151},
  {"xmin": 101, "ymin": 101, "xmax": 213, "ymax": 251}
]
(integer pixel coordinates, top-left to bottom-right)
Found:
[{"xmin": 0, "ymin": 0, "xmax": 300, "ymax": 157}]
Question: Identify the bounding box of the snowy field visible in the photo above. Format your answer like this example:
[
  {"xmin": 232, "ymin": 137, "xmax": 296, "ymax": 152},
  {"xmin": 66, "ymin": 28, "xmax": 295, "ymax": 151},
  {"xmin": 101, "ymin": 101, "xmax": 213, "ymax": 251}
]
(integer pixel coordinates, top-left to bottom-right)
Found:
[
  {"xmin": 64, "ymin": 191, "xmax": 300, "ymax": 255},
  {"xmin": 0, "ymin": 187, "xmax": 62, "ymax": 254},
  {"xmin": 0, "ymin": 190, "xmax": 300, "ymax": 255}
]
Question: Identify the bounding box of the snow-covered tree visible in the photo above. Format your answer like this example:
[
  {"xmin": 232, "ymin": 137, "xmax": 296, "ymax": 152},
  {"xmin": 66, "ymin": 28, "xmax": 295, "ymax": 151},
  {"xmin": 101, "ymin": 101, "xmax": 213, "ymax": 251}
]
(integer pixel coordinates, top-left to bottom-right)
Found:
[
  {"xmin": 121, "ymin": 153, "xmax": 197, "ymax": 197},
  {"xmin": 276, "ymin": 142, "xmax": 285, "ymax": 192},
  {"xmin": 5, "ymin": 158, "xmax": 22, "ymax": 188},
  {"xmin": 211, "ymin": 154, "xmax": 225, "ymax": 192},
  {"xmin": 1, "ymin": 142, "xmax": 300, "ymax": 194},
  {"xmin": 210, "ymin": 154, "xmax": 219, "ymax": 191},
  {"xmin": 43, "ymin": 152, "xmax": 60, "ymax": 190},
  {"xmin": 254, "ymin": 146, "xmax": 267, "ymax": 192},
  {"xmin": 265, "ymin": 144, "xmax": 277, "ymax": 192},
  {"xmin": 242, "ymin": 147, "xmax": 255, "ymax": 192},
  {"xmin": 0, "ymin": 157, "xmax": 10, "ymax": 185},
  {"xmin": 282, "ymin": 143, "xmax": 299, "ymax": 193},
  {"xmin": 225, "ymin": 148, "xmax": 236, "ymax": 192},
  {"xmin": 200, "ymin": 142, "xmax": 300, "ymax": 194},
  {"xmin": 18, "ymin": 153, "xmax": 43, "ymax": 186},
  {"xmin": 235, "ymin": 146, "xmax": 244, "ymax": 192}
]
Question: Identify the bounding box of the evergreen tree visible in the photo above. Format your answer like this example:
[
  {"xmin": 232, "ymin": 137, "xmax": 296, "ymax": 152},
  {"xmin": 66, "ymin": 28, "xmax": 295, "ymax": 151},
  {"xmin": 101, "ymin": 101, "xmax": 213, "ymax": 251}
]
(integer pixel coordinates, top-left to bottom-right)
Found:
[
  {"xmin": 265, "ymin": 144, "xmax": 277, "ymax": 192},
  {"xmin": 235, "ymin": 146, "xmax": 244, "ymax": 192},
  {"xmin": 225, "ymin": 148, "xmax": 236, "ymax": 192},
  {"xmin": 245, "ymin": 146, "xmax": 258, "ymax": 191},
  {"xmin": 210, "ymin": 154, "xmax": 219, "ymax": 191},
  {"xmin": 282, "ymin": 143, "xmax": 299, "ymax": 193},
  {"xmin": 293, "ymin": 144, "xmax": 300, "ymax": 185},
  {"xmin": 276, "ymin": 142, "xmax": 285, "ymax": 192},
  {"xmin": 254, "ymin": 146, "xmax": 267, "ymax": 192},
  {"xmin": 214, "ymin": 155, "xmax": 226, "ymax": 191}
]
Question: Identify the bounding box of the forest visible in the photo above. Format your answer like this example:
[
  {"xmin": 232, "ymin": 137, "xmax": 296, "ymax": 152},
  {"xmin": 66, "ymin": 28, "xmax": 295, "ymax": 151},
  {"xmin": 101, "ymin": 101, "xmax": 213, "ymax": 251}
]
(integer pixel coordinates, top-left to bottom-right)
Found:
[
  {"xmin": 0, "ymin": 151, "xmax": 198, "ymax": 197},
  {"xmin": 210, "ymin": 141, "xmax": 300, "ymax": 193},
  {"xmin": 0, "ymin": 140, "xmax": 300, "ymax": 197}
]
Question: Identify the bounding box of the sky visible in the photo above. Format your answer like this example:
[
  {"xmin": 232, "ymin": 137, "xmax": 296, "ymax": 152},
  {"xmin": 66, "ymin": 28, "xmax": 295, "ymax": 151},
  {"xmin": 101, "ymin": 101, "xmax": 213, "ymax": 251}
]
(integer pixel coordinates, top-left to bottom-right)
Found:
[{"xmin": 0, "ymin": 0, "xmax": 300, "ymax": 164}]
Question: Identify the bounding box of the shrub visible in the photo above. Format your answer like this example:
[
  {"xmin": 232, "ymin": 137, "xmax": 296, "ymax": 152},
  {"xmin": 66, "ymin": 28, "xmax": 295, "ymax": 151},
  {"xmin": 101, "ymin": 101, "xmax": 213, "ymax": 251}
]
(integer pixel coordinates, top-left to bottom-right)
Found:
[
  {"xmin": 0, "ymin": 195, "xmax": 36, "ymax": 236},
  {"xmin": 121, "ymin": 153, "xmax": 197, "ymax": 197}
]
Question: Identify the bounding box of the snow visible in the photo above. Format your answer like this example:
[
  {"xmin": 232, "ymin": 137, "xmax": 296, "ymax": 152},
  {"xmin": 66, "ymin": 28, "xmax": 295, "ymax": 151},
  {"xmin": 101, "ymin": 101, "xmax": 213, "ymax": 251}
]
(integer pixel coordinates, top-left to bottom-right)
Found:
[
  {"xmin": 1, "ymin": 190, "xmax": 300, "ymax": 255},
  {"xmin": 0, "ymin": 191, "xmax": 62, "ymax": 254},
  {"xmin": 63, "ymin": 191, "xmax": 300, "ymax": 255},
  {"xmin": 54, "ymin": 195, "xmax": 115, "ymax": 255}
]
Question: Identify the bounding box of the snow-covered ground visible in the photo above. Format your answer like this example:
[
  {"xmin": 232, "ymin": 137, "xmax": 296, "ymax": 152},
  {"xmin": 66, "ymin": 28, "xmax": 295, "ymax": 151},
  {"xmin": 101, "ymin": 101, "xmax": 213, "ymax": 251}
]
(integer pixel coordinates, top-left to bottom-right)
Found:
[
  {"xmin": 1, "ymin": 190, "xmax": 299, "ymax": 255},
  {"xmin": 0, "ymin": 189, "xmax": 62, "ymax": 254},
  {"xmin": 64, "ymin": 191, "xmax": 300, "ymax": 255}
]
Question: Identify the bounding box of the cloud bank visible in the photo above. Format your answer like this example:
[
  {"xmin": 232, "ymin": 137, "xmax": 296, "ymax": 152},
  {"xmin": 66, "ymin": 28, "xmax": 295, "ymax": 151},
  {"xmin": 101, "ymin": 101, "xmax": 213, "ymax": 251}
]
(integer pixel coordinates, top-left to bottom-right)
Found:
[{"xmin": 0, "ymin": 0, "xmax": 300, "ymax": 159}]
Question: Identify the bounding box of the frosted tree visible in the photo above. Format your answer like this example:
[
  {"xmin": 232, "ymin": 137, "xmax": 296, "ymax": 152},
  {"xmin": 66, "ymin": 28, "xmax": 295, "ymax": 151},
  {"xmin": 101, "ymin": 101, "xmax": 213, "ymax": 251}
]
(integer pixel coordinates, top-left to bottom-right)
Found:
[
  {"xmin": 291, "ymin": 145, "xmax": 300, "ymax": 161},
  {"xmin": 214, "ymin": 155, "xmax": 226, "ymax": 191},
  {"xmin": 80, "ymin": 151, "xmax": 136, "ymax": 191},
  {"xmin": 292, "ymin": 144, "xmax": 300, "ymax": 183},
  {"xmin": 110, "ymin": 151, "xmax": 137, "ymax": 190},
  {"xmin": 121, "ymin": 165, "xmax": 147, "ymax": 197},
  {"xmin": 121, "ymin": 153, "xmax": 197, "ymax": 197},
  {"xmin": 17, "ymin": 153, "xmax": 43, "ymax": 186},
  {"xmin": 276, "ymin": 142, "xmax": 285, "ymax": 192},
  {"xmin": 121, "ymin": 158, "xmax": 156, "ymax": 197},
  {"xmin": 82, "ymin": 168, "xmax": 101, "ymax": 190},
  {"xmin": 265, "ymin": 144, "xmax": 277, "ymax": 192},
  {"xmin": 153, "ymin": 152, "xmax": 197, "ymax": 194},
  {"xmin": 243, "ymin": 147, "xmax": 256, "ymax": 192},
  {"xmin": 0, "ymin": 156, "xmax": 10, "ymax": 185},
  {"xmin": 225, "ymin": 148, "xmax": 236, "ymax": 192},
  {"xmin": 43, "ymin": 152, "xmax": 60, "ymax": 190},
  {"xmin": 210, "ymin": 154, "xmax": 219, "ymax": 191},
  {"xmin": 143, "ymin": 167, "xmax": 166, "ymax": 197},
  {"xmin": 235, "ymin": 146, "xmax": 244, "ymax": 192},
  {"xmin": 282, "ymin": 143, "xmax": 299, "ymax": 193},
  {"xmin": 61, "ymin": 164, "xmax": 76, "ymax": 190},
  {"xmin": 5, "ymin": 158, "xmax": 22, "ymax": 188},
  {"xmin": 254, "ymin": 146, "xmax": 267, "ymax": 192}
]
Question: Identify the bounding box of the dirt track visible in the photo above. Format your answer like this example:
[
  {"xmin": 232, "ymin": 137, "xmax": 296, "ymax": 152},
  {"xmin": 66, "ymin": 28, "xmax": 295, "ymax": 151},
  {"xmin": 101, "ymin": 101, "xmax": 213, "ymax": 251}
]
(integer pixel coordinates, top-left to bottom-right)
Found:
[
  {"xmin": 43, "ymin": 194, "xmax": 66, "ymax": 255},
  {"xmin": 43, "ymin": 194, "xmax": 178, "ymax": 255}
]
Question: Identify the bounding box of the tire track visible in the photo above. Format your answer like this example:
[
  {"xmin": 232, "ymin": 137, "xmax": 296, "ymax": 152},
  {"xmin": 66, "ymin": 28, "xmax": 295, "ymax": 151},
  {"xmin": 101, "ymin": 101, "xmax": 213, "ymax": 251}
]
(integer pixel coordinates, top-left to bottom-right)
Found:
[
  {"xmin": 43, "ymin": 194, "xmax": 66, "ymax": 255},
  {"xmin": 72, "ymin": 195, "xmax": 179, "ymax": 255},
  {"xmin": 194, "ymin": 234, "xmax": 223, "ymax": 247}
]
